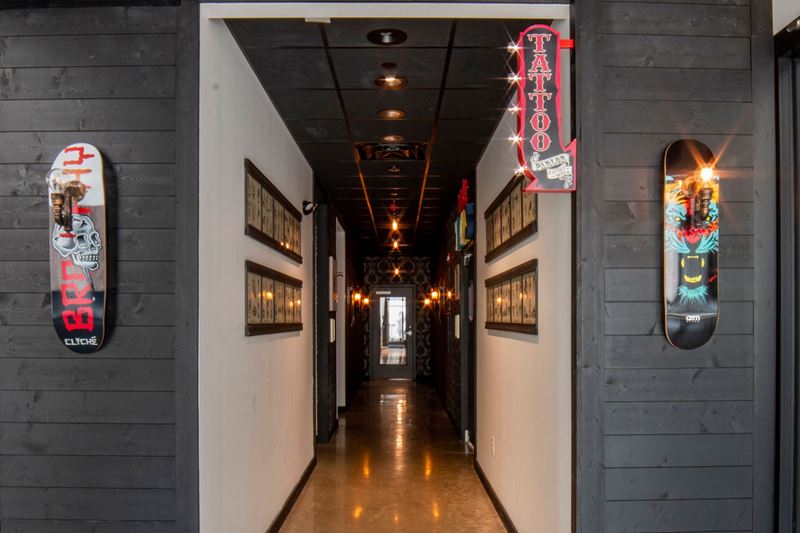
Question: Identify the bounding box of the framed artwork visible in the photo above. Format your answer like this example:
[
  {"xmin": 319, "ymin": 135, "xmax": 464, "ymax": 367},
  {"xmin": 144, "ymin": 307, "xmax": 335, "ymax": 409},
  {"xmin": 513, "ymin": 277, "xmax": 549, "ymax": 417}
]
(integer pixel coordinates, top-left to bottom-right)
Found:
[
  {"xmin": 485, "ymin": 259, "xmax": 538, "ymax": 334},
  {"xmin": 484, "ymin": 174, "xmax": 538, "ymax": 262},
  {"xmin": 245, "ymin": 260, "xmax": 302, "ymax": 335},
  {"xmin": 244, "ymin": 159, "xmax": 302, "ymax": 263}
]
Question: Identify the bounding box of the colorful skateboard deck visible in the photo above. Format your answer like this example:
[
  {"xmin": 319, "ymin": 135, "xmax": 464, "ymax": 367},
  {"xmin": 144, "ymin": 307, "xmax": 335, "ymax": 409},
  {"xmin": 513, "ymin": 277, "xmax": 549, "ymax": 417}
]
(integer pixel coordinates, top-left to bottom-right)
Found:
[
  {"xmin": 663, "ymin": 139, "xmax": 719, "ymax": 350},
  {"xmin": 47, "ymin": 143, "xmax": 107, "ymax": 353}
]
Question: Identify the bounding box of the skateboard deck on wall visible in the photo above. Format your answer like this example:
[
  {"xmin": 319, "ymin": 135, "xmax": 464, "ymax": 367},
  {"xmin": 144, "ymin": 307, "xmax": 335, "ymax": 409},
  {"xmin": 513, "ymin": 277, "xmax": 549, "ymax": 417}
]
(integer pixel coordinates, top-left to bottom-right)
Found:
[
  {"xmin": 663, "ymin": 139, "xmax": 719, "ymax": 350},
  {"xmin": 47, "ymin": 143, "xmax": 107, "ymax": 353}
]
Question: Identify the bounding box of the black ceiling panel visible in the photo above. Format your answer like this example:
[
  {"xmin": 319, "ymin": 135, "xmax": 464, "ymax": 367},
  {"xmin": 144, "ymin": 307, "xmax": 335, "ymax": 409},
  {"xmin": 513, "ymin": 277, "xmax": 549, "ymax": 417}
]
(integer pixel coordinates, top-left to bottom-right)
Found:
[
  {"xmin": 440, "ymin": 88, "xmax": 513, "ymax": 118},
  {"xmin": 340, "ymin": 89, "xmax": 439, "ymax": 119},
  {"xmin": 329, "ymin": 48, "xmax": 447, "ymax": 89},
  {"xmin": 350, "ymin": 119, "xmax": 432, "ymax": 143},
  {"xmin": 436, "ymin": 119, "xmax": 500, "ymax": 143},
  {"xmin": 325, "ymin": 19, "xmax": 452, "ymax": 48},
  {"xmin": 430, "ymin": 142, "xmax": 485, "ymax": 162},
  {"xmin": 285, "ymin": 119, "xmax": 349, "ymax": 142},
  {"xmin": 268, "ymin": 90, "xmax": 343, "ymax": 120},
  {"xmin": 228, "ymin": 19, "xmax": 324, "ymax": 48},
  {"xmin": 299, "ymin": 142, "xmax": 354, "ymax": 162},
  {"xmin": 447, "ymin": 48, "xmax": 513, "ymax": 88},
  {"xmin": 453, "ymin": 19, "xmax": 547, "ymax": 48},
  {"xmin": 246, "ymin": 48, "xmax": 334, "ymax": 89}
]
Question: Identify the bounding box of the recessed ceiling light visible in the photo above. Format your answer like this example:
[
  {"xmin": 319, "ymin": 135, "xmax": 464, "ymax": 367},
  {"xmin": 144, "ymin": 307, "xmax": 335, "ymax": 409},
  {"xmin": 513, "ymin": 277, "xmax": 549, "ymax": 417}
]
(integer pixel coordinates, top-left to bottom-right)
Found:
[
  {"xmin": 377, "ymin": 108, "xmax": 406, "ymax": 120},
  {"xmin": 367, "ymin": 28, "xmax": 408, "ymax": 46},
  {"xmin": 381, "ymin": 134, "xmax": 405, "ymax": 143},
  {"xmin": 375, "ymin": 75, "xmax": 407, "ymax": 89}
]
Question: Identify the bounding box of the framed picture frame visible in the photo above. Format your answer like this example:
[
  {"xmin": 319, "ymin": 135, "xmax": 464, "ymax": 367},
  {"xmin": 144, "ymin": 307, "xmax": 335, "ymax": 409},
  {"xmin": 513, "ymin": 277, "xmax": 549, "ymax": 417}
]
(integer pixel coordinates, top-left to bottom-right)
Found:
[
  {"xmin": 484, "ymin": 174, "xmax": 538, "ymax": 263},
  {"xmin": 244, "ymin": 159, "xmax": 303, "ymax": 263},
  {"xmin": 485, "ymin": 259, "xmax": 538, "ymax": 334},
  {"xmin": 245, "ymin": 260, "xmax": 303, "ymax": 335}
]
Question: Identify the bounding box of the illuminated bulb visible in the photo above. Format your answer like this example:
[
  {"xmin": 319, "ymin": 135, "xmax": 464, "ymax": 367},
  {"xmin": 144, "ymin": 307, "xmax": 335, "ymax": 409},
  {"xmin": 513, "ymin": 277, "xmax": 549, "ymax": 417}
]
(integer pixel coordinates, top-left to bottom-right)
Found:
[
  {"xmin": 508, "ymin": 105, "xmax": 521, "ymax": 113},
  {"xmin": 266, "ymin": 292, "xmax": 273, "ymax": 300},
  {"xmin": 700, "ymin": 167, "xmax": 714, "ymax": 182},
  {"xmin": 354, "ymin": 293, "xmax": 361, "ymax": 301},
  {"xmin": 424, "ymin": 298, "xmax": 431, "ymax": 306},
  {"xmin": 507, "ymin": 73, "xmax": 521, "ymax": 84},
  {"xmin": 447, "ymin": 290, "xmax": 452, "ymax": 299},
  {"xmin": 431, "ymin": 290, "xmax": 439, "ymax": 300},
  {"xmin": 391, "ymin": 219, "xmax": 398, "ymax": 231},
  {"xmin": 392, "ymin": 240, "xmax": 399, "ymax": 250},
  {"xmin": 516, "ymin": 165, "xmax": 527, "ymax": 175},
  {"xmin": 496, "ymin": 297, "xmax": 502, "ymax": 304},
  {"xmin": 363, "ymin": 297, "xmax": 370, "ymax": 305},
  {"xmin": 394, "ymin": 268, "xmax": 400, "ymax": 276},
  {"xmin": 509, "ymin": 134, "xmax": 522, "ymax": 143},
  {"xmin": 507, "ymin": 42, "xmax": 520, "ymax": 53}
]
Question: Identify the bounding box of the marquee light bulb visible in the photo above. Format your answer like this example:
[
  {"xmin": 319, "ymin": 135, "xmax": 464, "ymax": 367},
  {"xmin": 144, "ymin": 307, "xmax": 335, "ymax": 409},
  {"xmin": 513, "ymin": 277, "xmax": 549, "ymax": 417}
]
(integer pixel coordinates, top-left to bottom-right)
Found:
[
  {"xmin": 363, "ymin": 297, "xmax": 370, "ymax": 305},
  {"xmin": 431, "ymin": 290, "xmax": 439, "ymax": 300},
  {"xmin": 507, "ymin": 42, "xmax": 520, "ymax": 53},
  {"xmin": 394, "ymin": 267, "xmax": 400, "ymax": 276},
  {"xmin": 508, "ymin": 105, "xmax": 521, "ymax": 113},
  {"xmin": 392, "ymin": 240, "xmax": 399, "ymax": 250},
  {"xmin": 424, "ymin": 298, "xmax": 431, "ymax": 306},
  {"xmin": 507, "ymin": 73, "xmax": 521, "ymax": 84},
  {"xmin": 509, "ymin": 134, "xmax": 522, "ymax": 143},
  {"xmin": 391, "ymin": 219, "xmax": 398, "ymax": 231},
  {"xmin": 516, "ymin": 165, "xmax": 527, "ymax": 175},
  {"xmin": 700, "ymin": 167, "xmax": 714, "ymax": 182},
  {"xmin": 354, "ymin": 293, "xmax": 361, "ymax": 301}
]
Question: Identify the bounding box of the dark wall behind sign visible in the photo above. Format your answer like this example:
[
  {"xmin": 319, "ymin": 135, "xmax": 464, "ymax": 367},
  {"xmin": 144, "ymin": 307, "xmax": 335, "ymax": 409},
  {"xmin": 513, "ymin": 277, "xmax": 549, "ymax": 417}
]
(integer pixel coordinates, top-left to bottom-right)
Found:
[
  {"xmin": 363, "ymin": 256, "xmax": 432, "ymax": 379},
  {"xmin": 0, "ymin": 5, "xmax": 180, "ymax": 528},
  {"xmin": 576, "ymin": 0, "xmax": 775, "ymax": 531}
]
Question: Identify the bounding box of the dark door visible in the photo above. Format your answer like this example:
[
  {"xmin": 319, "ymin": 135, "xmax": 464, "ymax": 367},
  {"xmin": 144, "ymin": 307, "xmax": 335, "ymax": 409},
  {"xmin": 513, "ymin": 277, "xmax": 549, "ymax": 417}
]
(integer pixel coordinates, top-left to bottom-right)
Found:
[{"xmin": 370, "ymin": 285, "xmax": 415, "ymax": 379}]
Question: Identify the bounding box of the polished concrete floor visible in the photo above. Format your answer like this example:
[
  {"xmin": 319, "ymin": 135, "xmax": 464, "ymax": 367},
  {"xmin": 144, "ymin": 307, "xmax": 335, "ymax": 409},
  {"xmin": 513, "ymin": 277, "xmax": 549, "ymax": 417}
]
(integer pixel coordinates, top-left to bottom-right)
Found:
[{"xmin": 280, "ymin": 380, "xmax": 505, "ymax": 532}]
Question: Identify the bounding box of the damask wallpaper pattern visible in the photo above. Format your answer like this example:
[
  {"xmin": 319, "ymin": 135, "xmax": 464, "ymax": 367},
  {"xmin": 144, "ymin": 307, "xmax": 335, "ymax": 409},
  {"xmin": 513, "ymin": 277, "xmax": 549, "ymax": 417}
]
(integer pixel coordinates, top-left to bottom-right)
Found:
[{"xmin": 363, "ymin": 256, "xmax": 432, "ymax": 378}]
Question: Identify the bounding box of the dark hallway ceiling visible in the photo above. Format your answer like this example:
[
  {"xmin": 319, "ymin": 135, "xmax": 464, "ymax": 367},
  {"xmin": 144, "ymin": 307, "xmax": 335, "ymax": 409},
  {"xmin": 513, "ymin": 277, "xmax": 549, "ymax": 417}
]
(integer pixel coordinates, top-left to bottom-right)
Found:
[{"xmin": 227, "ymin": 18, "xmax": 544, "ymax": 255}]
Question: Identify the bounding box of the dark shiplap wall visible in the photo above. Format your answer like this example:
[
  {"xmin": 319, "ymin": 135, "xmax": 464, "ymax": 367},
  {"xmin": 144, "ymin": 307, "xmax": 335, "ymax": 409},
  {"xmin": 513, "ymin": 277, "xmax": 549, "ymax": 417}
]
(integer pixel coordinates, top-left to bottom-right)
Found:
[
  {"xmin": 577, "ymin": 0, "xmax": 774, "ymax": 531},
  {"xmin": 0, "ymin": 6, "xmax": 179, "ymax": 530}
]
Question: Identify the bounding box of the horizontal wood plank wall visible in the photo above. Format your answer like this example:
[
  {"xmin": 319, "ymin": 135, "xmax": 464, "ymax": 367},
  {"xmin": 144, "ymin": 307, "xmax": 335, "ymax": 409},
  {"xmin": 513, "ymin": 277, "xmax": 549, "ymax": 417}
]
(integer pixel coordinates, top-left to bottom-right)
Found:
[
  {"xmin": 577, "ymin": 0, "xmax": 774, "ymax": 531},
  {"xmin": 0, "ymin": 6, "xmax": 179, "ymax": 531}
]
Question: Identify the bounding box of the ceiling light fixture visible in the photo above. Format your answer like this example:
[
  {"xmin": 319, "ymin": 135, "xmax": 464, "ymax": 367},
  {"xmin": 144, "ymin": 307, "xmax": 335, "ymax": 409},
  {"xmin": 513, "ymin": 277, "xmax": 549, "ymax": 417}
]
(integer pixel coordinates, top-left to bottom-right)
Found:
[
  {"xmin": 375, "ymin": 75, "xmax": 408, "ymax": 89},
  {"xmin": 367, "ymin": 28, "xmax": 408, "ymax": 46},
  {"xmin": 377, "ymin": 108, "xmax": 406, "ymax": 120},
  {"xmin": 388, "ymin": 164, "xmax": 401, "ymax": 174},
  {"xmin": 381, "ymin": 134, "xmax": 405, "ymax": 143}
]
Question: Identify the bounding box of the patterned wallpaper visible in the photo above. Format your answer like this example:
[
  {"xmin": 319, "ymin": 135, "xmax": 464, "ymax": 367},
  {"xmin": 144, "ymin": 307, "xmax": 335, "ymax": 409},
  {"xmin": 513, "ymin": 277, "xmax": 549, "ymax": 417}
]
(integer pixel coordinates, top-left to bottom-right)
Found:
[{"xmin": 363, "ymin": 256, "xmax": 432, "ymax": 378}]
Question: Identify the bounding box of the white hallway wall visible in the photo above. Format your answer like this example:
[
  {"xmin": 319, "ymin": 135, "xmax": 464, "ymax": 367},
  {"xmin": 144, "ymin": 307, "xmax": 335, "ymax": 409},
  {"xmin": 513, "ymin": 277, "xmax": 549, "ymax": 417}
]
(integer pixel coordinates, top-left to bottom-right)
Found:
[
  {"xmin": 774, "ymin": 0, "xmax": 800, "ymax": 33},
  {"xmin": 475, "ymin": 20, "xmax": 572, "ymax": 532},
  {"xmin": 198, "ymin": 17, "xmax": 314, "ymax": 532}
]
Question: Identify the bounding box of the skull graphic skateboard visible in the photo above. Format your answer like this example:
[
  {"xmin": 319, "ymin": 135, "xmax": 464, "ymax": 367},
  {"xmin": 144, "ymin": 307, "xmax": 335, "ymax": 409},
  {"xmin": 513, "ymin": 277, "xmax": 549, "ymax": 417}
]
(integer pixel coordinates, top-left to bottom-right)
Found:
[
  {"xmin": 663, "ymin": 139, "xmax": 719, "ymax": 350},
  {"xmin": 47, "ymin": 143, "xmax": 107, "ymax": 352}
]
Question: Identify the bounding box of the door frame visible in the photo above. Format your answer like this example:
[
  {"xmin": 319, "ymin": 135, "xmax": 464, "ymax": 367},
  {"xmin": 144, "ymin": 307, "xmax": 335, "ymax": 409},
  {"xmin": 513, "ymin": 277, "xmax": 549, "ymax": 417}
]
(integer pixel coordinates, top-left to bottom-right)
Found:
[{"xmin": 370, "ymin": 284, "xmax": 416, "ymax": 380}]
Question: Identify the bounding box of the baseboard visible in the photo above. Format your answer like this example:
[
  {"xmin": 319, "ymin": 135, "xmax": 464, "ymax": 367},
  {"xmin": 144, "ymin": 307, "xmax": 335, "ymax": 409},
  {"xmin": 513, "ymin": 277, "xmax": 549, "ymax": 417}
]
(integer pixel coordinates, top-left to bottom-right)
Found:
[
  {"xmin": 265, "ymin": 455, "xmax": 317, "ymax": 533},
  {"xmin": 474, "ymin": 460, "xmax": 518, "ymax": 533}
]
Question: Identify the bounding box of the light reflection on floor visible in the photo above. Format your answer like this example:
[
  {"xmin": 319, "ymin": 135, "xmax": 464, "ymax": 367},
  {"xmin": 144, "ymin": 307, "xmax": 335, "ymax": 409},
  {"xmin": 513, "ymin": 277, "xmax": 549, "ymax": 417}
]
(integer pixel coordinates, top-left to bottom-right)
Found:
[{"xmin": 279, "ymin": 380, "xmax": 505, "ymax": 532}]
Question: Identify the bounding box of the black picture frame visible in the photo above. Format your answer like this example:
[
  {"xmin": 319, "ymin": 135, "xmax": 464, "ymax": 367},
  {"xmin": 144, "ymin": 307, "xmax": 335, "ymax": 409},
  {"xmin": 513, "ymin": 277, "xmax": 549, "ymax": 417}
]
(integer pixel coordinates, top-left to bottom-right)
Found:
[
  {"xmin": 484, "ymin": 174, "xmax": 538, "ymax": 262},
  {"xmin": 245, "ymin": 260, "xmax": 303, "ymax": 336},
  {"xmin": 485, "ymin": 259, "xmax": 538, "ymax": 335},
  {"xmin": 244, "ymin": 159, "xmax": 303, "ymax": 263}
]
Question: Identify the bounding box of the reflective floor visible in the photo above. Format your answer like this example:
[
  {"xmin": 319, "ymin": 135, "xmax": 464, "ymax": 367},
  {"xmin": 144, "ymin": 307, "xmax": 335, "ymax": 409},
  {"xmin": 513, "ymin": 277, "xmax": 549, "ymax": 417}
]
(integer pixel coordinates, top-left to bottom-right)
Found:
[{"xmin": 280, "ymin": 380, "xmax": 505, "ymax": 532}]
